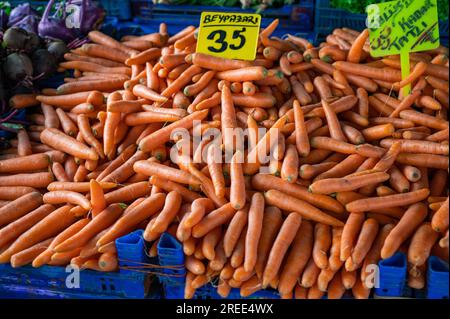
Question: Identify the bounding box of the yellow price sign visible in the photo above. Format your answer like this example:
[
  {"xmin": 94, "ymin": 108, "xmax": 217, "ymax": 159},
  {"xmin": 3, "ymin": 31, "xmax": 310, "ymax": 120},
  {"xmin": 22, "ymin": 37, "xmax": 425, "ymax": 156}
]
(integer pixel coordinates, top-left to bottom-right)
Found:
[{"xmin": 196, "ymin": 12, "xmax": 261, "ymax": 61}]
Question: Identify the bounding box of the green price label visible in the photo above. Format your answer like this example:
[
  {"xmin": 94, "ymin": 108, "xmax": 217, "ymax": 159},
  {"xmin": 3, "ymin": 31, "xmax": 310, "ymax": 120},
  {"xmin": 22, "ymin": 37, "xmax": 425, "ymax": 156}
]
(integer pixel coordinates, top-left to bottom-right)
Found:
[
  {"xmin": 367, "ymin": 0, "xmax": 440, "ymax": 95},
  {"xmin": 367, "ymin": 0, "xmax": 440, "ymax": 57}
]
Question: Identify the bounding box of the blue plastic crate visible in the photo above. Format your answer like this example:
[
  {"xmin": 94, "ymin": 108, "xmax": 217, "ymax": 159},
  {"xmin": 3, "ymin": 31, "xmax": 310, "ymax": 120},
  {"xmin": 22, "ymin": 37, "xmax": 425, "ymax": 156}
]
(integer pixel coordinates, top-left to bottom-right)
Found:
[
  {"xmin": 98, "ymin": 0, "xmax": 132, "ymax": 20},
  {"xmin": 427, "ymin": 256, "xmax": 449, "ymax": 299},
  {"xmin": 0, "ymin": 231, "xmax": 158, "ymax": 299},
  {"xmin": 116, "ymin": 229, "xmax": 159, "ymax": 275},
  {"xmin": 375, "ymin": 252, "xmax": 408, "ymax": 297},
  {"xmin": 157, "ymin": 233, "xmax": 283, "ymax": 299},
  {"xmin": 0, "ymin": 263, "xmax": 149, "ymax": 298},
  {"xmin": 130, "ymin": 2, "xmax": 314, "ymax": 36},
  {"xmin": 314, "ymin": 0, "xmax": 449, "ymax": 46}
]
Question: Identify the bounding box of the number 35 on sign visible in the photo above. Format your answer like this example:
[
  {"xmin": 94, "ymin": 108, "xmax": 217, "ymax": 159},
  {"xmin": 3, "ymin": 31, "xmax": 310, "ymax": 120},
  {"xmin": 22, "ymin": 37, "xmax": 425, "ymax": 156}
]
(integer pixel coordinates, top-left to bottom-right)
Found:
[{"xmin": 196, "ymin": 12, "xmax": 261, "ymax": 61}]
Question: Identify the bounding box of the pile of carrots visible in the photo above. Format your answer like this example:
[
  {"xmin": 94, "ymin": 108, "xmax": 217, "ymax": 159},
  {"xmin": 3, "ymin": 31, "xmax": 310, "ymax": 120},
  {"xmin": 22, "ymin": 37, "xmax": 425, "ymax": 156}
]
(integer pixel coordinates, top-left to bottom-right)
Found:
[{"xmin": 1, "ymin": 19, "xmax": 449, "ymax": 299}]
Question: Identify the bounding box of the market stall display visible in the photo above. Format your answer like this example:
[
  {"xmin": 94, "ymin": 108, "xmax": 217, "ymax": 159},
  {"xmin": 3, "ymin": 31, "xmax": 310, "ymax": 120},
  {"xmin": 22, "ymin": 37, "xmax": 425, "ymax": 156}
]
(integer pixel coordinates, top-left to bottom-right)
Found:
[{"xmin": 0, "ymin": 0, "xmax": 449, "ymax": 300}]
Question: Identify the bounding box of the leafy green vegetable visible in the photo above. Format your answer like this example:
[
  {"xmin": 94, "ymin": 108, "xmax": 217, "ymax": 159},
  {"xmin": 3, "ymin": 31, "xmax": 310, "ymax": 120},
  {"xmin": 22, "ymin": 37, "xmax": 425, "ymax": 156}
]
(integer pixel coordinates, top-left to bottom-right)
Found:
[{"xmin": 330, "ymin": 0, "xmax": 448, "ymax": 21}]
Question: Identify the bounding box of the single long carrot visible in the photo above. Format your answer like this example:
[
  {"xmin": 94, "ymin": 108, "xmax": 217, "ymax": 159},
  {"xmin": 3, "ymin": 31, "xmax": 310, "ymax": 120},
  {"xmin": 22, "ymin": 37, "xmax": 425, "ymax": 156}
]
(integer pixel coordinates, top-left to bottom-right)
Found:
[
  {"xmin": 431, "ymin": 197, "xmax": 449, "ymax": 233},
  {"xmin": 408, "ymin": 223, "xmax": 439, "ymax": 266},
  {"xmin": 104, "ymin": 181, "xmax": 152, "ymax": 204},
  {"xmin": 88, "ymin": 31, "xmax": 136, "ymax": 56},
  {"xmin": 280, "ymin": 144, "xmax": 299, "ymax": 183},
  {"xmin": 346, "ymin": 188, "xmax": 430, "ymax": 213},
  {"xmin": 278, "ymin": 220, "xmax": 314, "ymax": 295},
  {"xmin": 41, "ymin": 128, "xmax": 98, "ymax": 161},
  {"xmin": 222, "ymin": 205, "xmax": 248, "ymax": 259},
  {"xmin": 334, "ymin": 61, "xmax": 402, "ymax": 82},
  {"xmin": 230, "ymin": 151, "xmax": 246, "ymax": 210},
  {"xmin": 264, "ymin": 190, "xmax": 344, "ymax": 227},
  {"xmin": 347, "ymin": 29, "xmax": 369, "ymax": 63},
  {"xmin": 395, "ymin": 153, "xmax": 448, "ymax": 170},
  {"xmin": 380, "ymin": 138, "xmax": 448, "ymax": 156},
  {"xmin": 0, "ymin": 172, "xmax": 54, "ymax": 188},
  {"xmin": 221, "ymin": 85, "xmax": 238, "ymax": 155},
  {"xmin": 150, "ymin": 176, "xmax": 201, "ymax": 203},
  {"xmin": 191, "ymin": 203, "xmax": 236, "ymax": 238},
  {"xmin": 262, "ymin": 212, "xmax": 302, "ymax": 287},
  {"xmin": 190, "ymin": 53, "xmax": 252, "ymax": 71},
  {"xmin": 134, "ymin": 160, "xmax": 200, "ymax": 186},
  {"xmin": 47, "ymin": 181, "xmax": 116, "ymax": 193},
  {"xmin": 380, "ymin": 202, "xmax": 427, "ymax": 260},
  {"xmin": 0, "ymin": 153, "xmax": 50, "ymax": 173},
  {"xmin": 43, "ymin": 191, "xmax": 91, "ymax": 211},
  {"xmin": 150, "ymin": 191, "xmax": 182, "ymax": 234},
  {"xmin": 373, "ymin": 141, "xmax": 402, "ymax": 172},
  {"xmin": 310, "ymin": 136, "xmax": 357, "ymax": 155},
  {"xmin": 77, "ymin": 114, "xmax": 105, "ymax": 159},
  {"xmin": 301, "ymin": 258, "xmax": 321, "ymax": 288},
  {"xmin": 139, "ymin": 110, "xmax": 209, "ymax": 153},
  {"xmin": 36, "ymin": 92, "xmax": 94, "ymax": 110},
  {"xmin": 312, "ymin": 223, "xmax": 332, "ymax": 270},
  {"xmin": 244, "ymin": 193, "xmax": 264, "ymax": 272},
  {"xmin": 252, "ymin": 174, "xmax": 344, "ymax": 214},
  {"xmin": 309, "ymin": 172, "xmax": 390, "ymax": 194}
]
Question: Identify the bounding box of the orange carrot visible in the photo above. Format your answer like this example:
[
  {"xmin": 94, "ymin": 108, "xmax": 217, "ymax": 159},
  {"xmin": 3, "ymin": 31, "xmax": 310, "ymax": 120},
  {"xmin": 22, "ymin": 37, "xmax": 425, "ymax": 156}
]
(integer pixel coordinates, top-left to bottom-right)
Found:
[
  {"xmin": 190, "ymin": 53, "xmax": 252, "ymax": 71},
  {"xmin": 104, "ymin": 181, "xmax": 151, "ymax": 204},
  {"xmin": 43, "ymin": 191, "xmax": 91, "ymax": 211},
  {"xmin": 346, "ymin": 188, "xmax": 430, "ymax": 213},
  {"xmin": 0, "ymin": 205, "xmax": 78, "ymax": 263},
  {"xmin": 312, "ymin": 223, "xmax": 332, "ymax": 269},
  {"xmin": 431, "ymin": 197, "xmax": 449, "ymax": 233},
  {"xmin": 252, "ymin": 174, "xmax": 344, "ymax": 214},
  {"xmin": 244, "ymin": 193, "xmax": 264, "ymax": 272},
  {"xmin": 310, "ymin": 172, "xmax": 389, "ymax": 194},
  {"xmin": 346, "ymin": 218, "xmax": 379, "ymax": 271},
  {"xmin": 230, "ymin": 151, "xmax": 246, "ymax": 210},
  {"xmin": 0, "ymin": 153, "xmax": 50, "ymax": 173},
  {"xmin": 0, "ymin": 171, "xmax": 53, "ymax": 188},
  {"xmin": 262, "ymin": 212, "xmax": 302, "ymax": 287},
  {"xmin": 88, "ymin": 31, "xmax": 136, "ymax": 56},
  {"xmin": 55, "ymin": 204, "xmax": 125, "ymax": 253},
  {"xmin": 408, "ymin": 223, "xmax": 439, "ymax": 266},
  {"xmin": 139, "ymin": 110, "xmax": 209, "ymax": 152},
  {"xmin": 41, "ymin": 128, "xmax": 98, "ymax": 161},
  {"xmin": 150, "ymin": 175, "xmax": 201, "ymax": 203},
  {"xmin": 134, "ymin": 160, "xmax": 200, "ymax": 186},
  {"xmin": 278, "ymin": 220, "xmax": 314, "ymax": 295},
  {"xmin": 347, "ymin": 29, "xmax": 369, "ymax": 63},
  {"xmin": 0, "ymin": 204, "xmax": 55, "ymax": 249},
  {"xmin": 301, "ymin": 258, "xmax": 321, "ymax": 288},
  {"xmin": 99, "ymin": 193, "xmax": 166, "ymax": 246},
  {"xmin": 150, "ymin": 191, "xmax": 182, "ymax": 234},
  {"xmin": 192, "ymin": 203, "xmax": 236, "ymax": 238}
]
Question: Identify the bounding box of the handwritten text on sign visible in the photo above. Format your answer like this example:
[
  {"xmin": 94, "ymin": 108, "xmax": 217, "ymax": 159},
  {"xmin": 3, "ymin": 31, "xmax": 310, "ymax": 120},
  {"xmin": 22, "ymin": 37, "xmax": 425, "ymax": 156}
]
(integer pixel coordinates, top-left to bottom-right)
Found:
[
  {"xmin": 367, "ymin": 0, "xmax": 440, "ymax": 57},
  {"xmin": 197, "ymin": 12, "xmax": 261, "ymax": 61}
]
